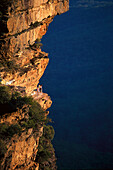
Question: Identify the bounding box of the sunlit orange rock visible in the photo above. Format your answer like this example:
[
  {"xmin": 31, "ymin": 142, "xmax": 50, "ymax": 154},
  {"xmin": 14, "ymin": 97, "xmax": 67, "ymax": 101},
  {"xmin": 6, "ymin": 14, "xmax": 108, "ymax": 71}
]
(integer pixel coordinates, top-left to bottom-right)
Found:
[{"xmin": 0, "ymin": 0, "xmax": 69, "ymax": 169}]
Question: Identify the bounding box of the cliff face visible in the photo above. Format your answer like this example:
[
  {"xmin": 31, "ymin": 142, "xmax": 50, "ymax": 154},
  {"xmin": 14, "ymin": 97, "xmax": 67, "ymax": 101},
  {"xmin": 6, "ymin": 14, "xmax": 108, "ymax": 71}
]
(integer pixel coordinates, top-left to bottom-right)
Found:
[
  {"xmin": 0, "ymin": 86, "xmax": 54, "ymax": 170},
  {"xmin": 0, "ymin": 0, "xmax": 69, "ymax": 95},
  {"xmin": 0, "ymin": 102, "xmax": 43, "ymax": 170},
  {"xmin": 0, "ymin": 0, "xmax": 69, "ymax": 169}
]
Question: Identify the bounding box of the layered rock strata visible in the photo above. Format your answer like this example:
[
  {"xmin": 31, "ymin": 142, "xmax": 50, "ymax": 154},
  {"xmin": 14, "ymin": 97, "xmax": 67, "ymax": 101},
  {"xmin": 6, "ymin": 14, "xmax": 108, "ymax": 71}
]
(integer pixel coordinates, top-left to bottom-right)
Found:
[
  {"xmin": 0, "ymin": 0, "xmax": 69, "ymax": 95},
  {"xmin": 0, "ymin": 0, "xmax": 69, "ymax": 169}
]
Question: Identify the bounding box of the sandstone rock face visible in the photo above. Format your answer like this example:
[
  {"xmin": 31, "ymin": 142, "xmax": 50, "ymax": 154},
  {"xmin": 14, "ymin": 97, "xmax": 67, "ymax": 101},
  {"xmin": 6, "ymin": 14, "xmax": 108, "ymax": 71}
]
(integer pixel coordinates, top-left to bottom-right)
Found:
[
  {"xmin": 0, "ymin": 103, "xmax": 43, "ymax": 170},
  {"xmin": 2, "ymin": 127, "xmax": 43, "ymax": 170},
  {"xmin": 0, "ymin": 104, "xmax": 29, "ymax": 124},
  {"xmin": 0, "ymin": 0, "xmax": 69, "ymax": 169},
  {"xmin": 33, "ymin": 92, "xmax": 52, "ymax": 110},
  {"xmin": 1, "ymin": 50, "xmax": 49, "ymax": 95},
  {"xmin": 0, "ymin": 0, "xmax": 69, "ymax": 95}
]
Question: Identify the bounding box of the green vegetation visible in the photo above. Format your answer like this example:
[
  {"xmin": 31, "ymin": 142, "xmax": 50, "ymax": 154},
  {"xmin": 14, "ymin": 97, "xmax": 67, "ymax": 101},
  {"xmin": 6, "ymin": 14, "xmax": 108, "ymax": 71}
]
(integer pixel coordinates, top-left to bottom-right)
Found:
[
  {"xmin": 0, "ymin": 122, "xmax": 22, "ymax": 160},
  {"xmin": 20, "ymin": 99, "xmax": 46, "ymax": 129},
  {"xmin": 0, "ymin": 40, "xmax": 42, "ymax": 74},
  {"xmin": 34, "ymin": 38, "xmax": 43, "ymax": 49},
  {"xmin": 43, "ymin": 125, "xmax": 55, "ymax": 140},
  {"xmin": 35, "ymin": 42, "xmax": 43, "ymax": 49},
  {"xmin": 27, "ymin": 38, "xmax": 43, "ymax": 51},
  {"xmin": 0, "ymin": 123, "xmax": 22, "ymax": 161},
  {"xmin": 0, "ymin": 139, "xmax": 7, "ymax": 160},
  {"xmin": 0, "ymin": 123, "xmax": 22, "ymax": 139},
  {"xmin": 0, "ymin": 85, "xmax": 56, "ymax": 168},
  {"xmin": 35, "ymin": 125, "xmax": 55, "ymax": 169},
  {"xmin": 0, "ymin": 85, "xmax": 46, "ymax": 160},
  {"xmin": 0, "ymin": 86, "xmax": 11, "ymax": 104},
  {"xmin": 0, "ymin": 85, "xmax": 46, "ymax": 126}
]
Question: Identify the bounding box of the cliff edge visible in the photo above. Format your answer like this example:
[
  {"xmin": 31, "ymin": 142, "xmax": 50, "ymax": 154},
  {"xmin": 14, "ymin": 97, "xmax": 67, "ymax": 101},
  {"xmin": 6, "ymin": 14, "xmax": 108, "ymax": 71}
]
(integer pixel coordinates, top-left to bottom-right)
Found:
[
  {"xmin": 0, "ymin": 0, "xmax": 69, "ymax": 169},
  {"xmin": 0, "ymin": 0, "xmax": 69, "ymax": 95}
]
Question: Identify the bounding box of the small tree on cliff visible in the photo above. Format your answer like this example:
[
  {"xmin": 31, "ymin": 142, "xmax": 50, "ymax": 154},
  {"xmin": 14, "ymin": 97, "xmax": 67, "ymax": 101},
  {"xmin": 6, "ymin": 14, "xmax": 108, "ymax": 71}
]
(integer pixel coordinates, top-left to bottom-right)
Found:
[{"xmin": 0, "ymin": 86, "xmax": 11, "ymax": 104}]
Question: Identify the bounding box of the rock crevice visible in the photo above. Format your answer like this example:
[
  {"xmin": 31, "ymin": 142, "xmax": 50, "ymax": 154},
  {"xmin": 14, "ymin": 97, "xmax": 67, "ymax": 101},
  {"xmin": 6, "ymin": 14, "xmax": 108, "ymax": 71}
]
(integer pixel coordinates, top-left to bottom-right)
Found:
[{"xmin": 0, "ymin": 0, "xmax": 69, "ymax": 169}]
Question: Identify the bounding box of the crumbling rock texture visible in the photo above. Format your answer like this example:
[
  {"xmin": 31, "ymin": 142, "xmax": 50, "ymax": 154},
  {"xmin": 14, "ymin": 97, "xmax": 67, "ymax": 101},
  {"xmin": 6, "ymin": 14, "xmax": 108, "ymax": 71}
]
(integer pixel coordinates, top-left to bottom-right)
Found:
[
  {"xmin": 0, "ymin": 102, "xmax": 41, "ymax": 169},
  {"xmin": 0, "ymin": 0, "xmax": 69, "ymax": 169},
  {"xmin": 0, "ymin": 0, "xmax": 69, "ymax": 95},
  {"xmin": 1, "ymin": 117, "xmax": 43, "ymax": 170}
]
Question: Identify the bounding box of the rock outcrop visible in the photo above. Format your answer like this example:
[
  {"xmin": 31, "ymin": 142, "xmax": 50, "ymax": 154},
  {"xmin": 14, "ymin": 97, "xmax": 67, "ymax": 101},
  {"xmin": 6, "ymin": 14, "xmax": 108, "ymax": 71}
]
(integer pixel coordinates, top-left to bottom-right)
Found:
[
  {"xmin": 0, "ymin": 87, "xmax": 53, "ymax": 170},
  {"xmin": 0, "ymin": 104, "xmax": 43, "ymax": 170},
  {"xmin": 0, "ymin": 0, "xmax": 69, "ymax": 95},
  {"xmin": 0, "ymin": 0, "xmax": 69, "ymax": 169},
  {"xmin": 1, "ymin": 128, "xmax": 42, "ymax": 170}
]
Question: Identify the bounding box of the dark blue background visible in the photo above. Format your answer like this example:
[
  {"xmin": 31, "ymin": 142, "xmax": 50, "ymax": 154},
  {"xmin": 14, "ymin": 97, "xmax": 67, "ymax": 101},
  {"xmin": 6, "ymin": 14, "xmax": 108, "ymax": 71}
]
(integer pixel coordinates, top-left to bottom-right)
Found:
[{"xmin": 40, "ymin": 1, "xmax": 113, "ymax": 169}]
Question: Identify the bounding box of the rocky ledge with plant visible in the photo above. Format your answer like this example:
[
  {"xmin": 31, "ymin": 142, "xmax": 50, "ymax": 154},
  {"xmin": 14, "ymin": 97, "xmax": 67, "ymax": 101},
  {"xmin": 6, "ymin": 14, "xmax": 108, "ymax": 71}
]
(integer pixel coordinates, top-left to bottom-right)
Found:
[{"xmin": 0, "ymin": 0, "xmax": 69, "ymax": 169}]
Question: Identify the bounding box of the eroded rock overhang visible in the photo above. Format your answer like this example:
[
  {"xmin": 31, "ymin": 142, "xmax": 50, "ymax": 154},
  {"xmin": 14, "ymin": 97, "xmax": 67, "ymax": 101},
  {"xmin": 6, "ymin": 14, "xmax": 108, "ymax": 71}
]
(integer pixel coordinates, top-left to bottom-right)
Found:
[{"xmin": 0, "ymin": 0, "xmax": 69, "ymax": 95}]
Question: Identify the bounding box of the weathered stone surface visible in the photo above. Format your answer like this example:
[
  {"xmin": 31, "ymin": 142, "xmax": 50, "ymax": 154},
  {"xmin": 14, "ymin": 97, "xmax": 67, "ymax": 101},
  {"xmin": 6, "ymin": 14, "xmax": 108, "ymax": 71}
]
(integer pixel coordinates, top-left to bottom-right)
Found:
[
  {"xmin": 0, "ymin": 102, "xmax": 44, "ymax": 170},
  {"xmin": 33, "ymin": 92, "xmax": 52, "ymax": 110},
  {"xmin": 1, "ymin": 50, "xmax": 49, "ymax": 95},
  {"xmin": 0, "ymin": 104, "xmax": 29, "ymax": 124},
  {"xmin": 1, "ymin": 126, "xmax": 43, "ymax": 170},
  {"xmin": 7, "ymin": 0, "xmax": 69, "ymax": 34},
  {"xmin": 0, "ymin": 0, "xmax": 69, "ymax": 169},
  {"xmin": 1, "ymin": 0, "xmax": 69, "ymax": 95},
  {"xmin": 5, "ymin": 0, "xmax": 69, "ymax": 54}
]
